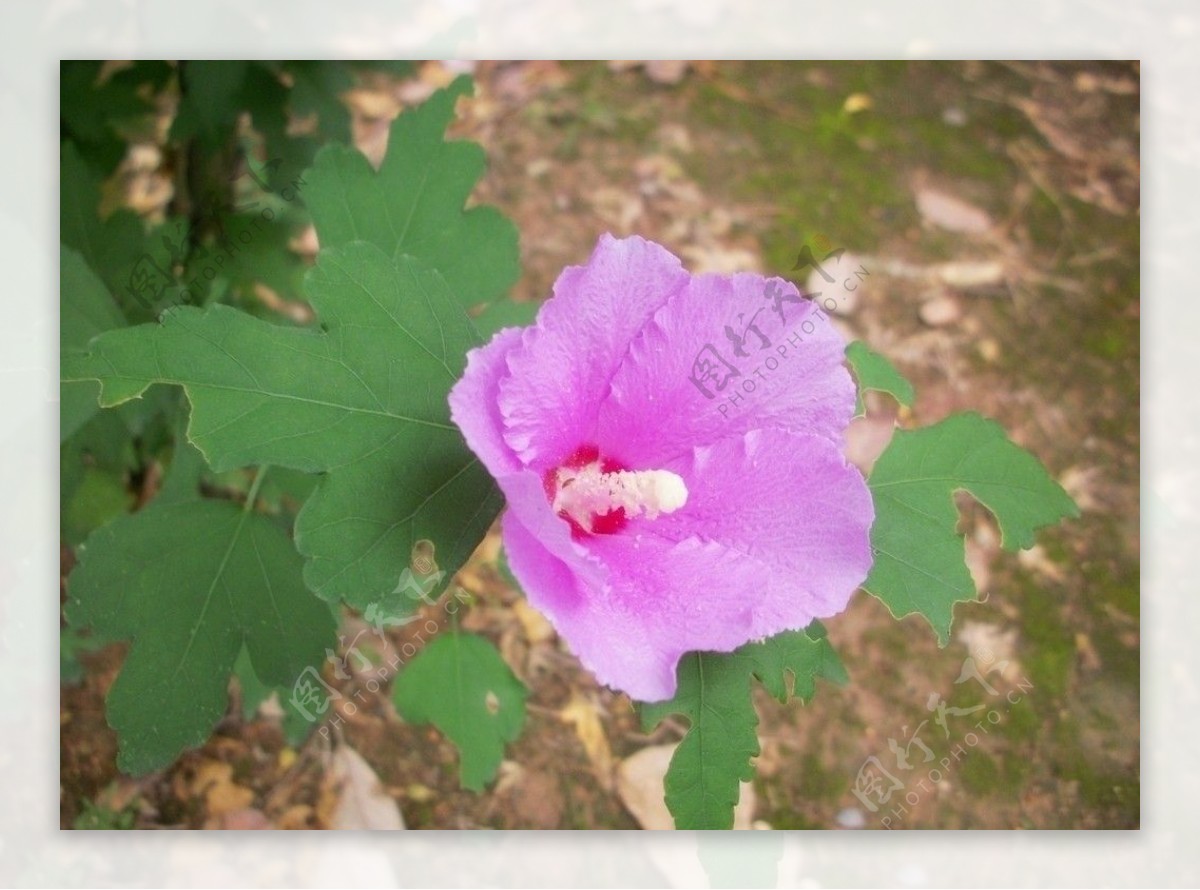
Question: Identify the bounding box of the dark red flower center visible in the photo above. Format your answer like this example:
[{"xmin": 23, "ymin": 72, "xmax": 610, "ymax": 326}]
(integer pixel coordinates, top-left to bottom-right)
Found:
[
  {"xmin": 542, "ymin": 444, "xmax": 689, "ymax": 540},
  {"xmin": 543, "ymin": 444, "xmax": 630, "ymax": 538}
]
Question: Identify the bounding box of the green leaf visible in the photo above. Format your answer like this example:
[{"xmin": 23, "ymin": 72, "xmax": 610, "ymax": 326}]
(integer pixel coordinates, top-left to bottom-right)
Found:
[
  {"xmin": 740, "ymin": 621, "xmax": 849, "ymax": 702},
  {"xmin": 61, "ymin": 386, "xmax": 180, "ymax": 536},
  {"xmin": 170, "ymin": 60, "xmax": 249, "ymax": 150},
  {"xmin": 153, "ymin": 422, "xmax": 208, "ymax": 506},
  {"xmin": 61, "ymin": 247, "xmax": 126, "ymax": 440},
  {"xmin": 345, "ymin": 60, "xmax": 415, "ymax": 79},
  {"xmin": 256, "ymin": 467, "xmax": 321, "ymax": 514},
  {"xmin": 73, "ymin": 798, "xmax": 138, "ymax": 830},
  {"xmin": 240, "ymin": 62, "xmax": 324, "ymax": 189},
  {"xmin": 471, "ymin": 297, "xmax": 539, "ymax": 339},
  {"xmin": 60, "ymin": 61, "xmax": 169, "ymax": 173},
  {"xmin": 845, "ymin": 340, "xmax": 914, "ymax": 416},
  {"xmin": 61, "ymin": 409, "xmax": 137, "ymax": 545},
  {"xmin": 304, "ymin": 76, "xmax": 519, "ymax": 308},
  {"xmin": 62, "ymin": 465, "xmax": 134, "ymax": 546},
  {"xmin": 60, "ymin": 142, "xmax": 173, "ymax": 319},
  {"xmin": 217, "ymin": 208, "xmax": 311, "ymax": 308},
  {"xmin": 640, "ymin": 623, "xmax": 846, "ymax": 830},
  {"xmin": 233, "ymin": 646, "xmax": 276, "ymax": 721},
  {"xmin": 863, "ymin": 412, "xmax": 1080, "ymax": 642},
  {"xmin": 232, "ymin": 645, "xmax": 330, "ymax": 746},
  {"xmin": 641, "ymin": 654, "xmax": 757, "ymax": 830},
  {"xmin": 62, "ymin": 392, "xmax": 191, "ymax": 545},
  {"xmin": 60, "ymin": 629, "xmax": 89, "ymax": 686},
  {"xmin": 63, "ymin": 405, "xmax": 138, "ymax": 476},
  {"xmin": 66, "ymin": 482, "xmax": 337, "ymax": 774},
  {"xmin": 63, "ymin": 242, "xmax": 502, "ymax": 611},
  {"xmin": 393, "ymin": 632, "xmax": 528, "ymax": 791},
  {"xmin": 61, "ymin": 626, "xmax": 117, "ymax": 686},
  {"xmin": 280, "ymin": 61, "xmax": 354, "ymax": 144}
]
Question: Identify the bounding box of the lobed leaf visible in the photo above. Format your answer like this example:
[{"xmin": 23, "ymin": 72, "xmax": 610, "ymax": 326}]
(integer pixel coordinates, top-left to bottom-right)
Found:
[
  {"xmin": 392, "ymin": 632, "xmax": 528, "ymax": 791},
  {"xmin": 639, "ymin": 623, "xmax": 846, "ymax": 830},
  {"xmin": 60, "ymin": 142, "xmax": 172, "ymax": 319},
  {"xmin": 304, "ymin": 75, "xmax": 519, "ymax": 308},
  {"xmin": 61, "ymin": 247, "xmax": 125, "ymax": 440},
  {"xmin": 845, "ymin": 340, "xmax": 914, "ymax": 416},
  {"xmin": 63, "ymin": 242, "xmax": 502, "ymax": 612},
  {"xmin": 60, "ymin": 61, "xmax": 170, "ymax": 173},
  {"xmin": 863, "ymin": 412, "xmax": 1079, "ymax": 642},
  {"xmin": 66, "ymin": 443, "xmax": 336, "ymax": 774}
]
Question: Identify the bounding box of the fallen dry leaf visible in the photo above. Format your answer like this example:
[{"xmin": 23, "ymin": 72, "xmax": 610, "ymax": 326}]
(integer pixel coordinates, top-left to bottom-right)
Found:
[
  {"xmin": 615, "ymin": 744, "xmax": 755, "ymax": 830},
  {"xmin": 964, "ymin": 520, "xmax": 1000, "ymax": 595},
  {"xmin": 609, "ymin": 60, "xmax": 691, "ymax": 85},
  {"xmin": 915, "ymin": 187, "xmax": 993, "ymax": 234},
  {"xmin": 1018, "ymin": 544, "xmax": 1068, "ymax": 583},
  {"xmin": 1075, "ymin": 632, "xmax": 1103, "ymax": 671},
  {"xmin": 643, "ymin": 61, "xmax": 689, "ymax": 85},
  {"xmin": 808, "ymin": 251, "xmax": 867, "ymax": 316},
  {"xmin": 559, "ymin": 693, "xmax": 615, "ymax": 791},
  {"xmin": 845, "ymin": 413, "xmax": 897, "ymax": 475},
  {"xmin": 919, "ymin": 295, "xmax": 962, "ymax": 327},
  {"xmin": 325, "ymin": 745, "xmax": 405, "ymax": 831},
  {"xmin": 680, "ymin": 243, "xmax": 760, "ymax": 275},
  {"xmin": 936, "ymin": 260, "xmax": 1006, "ymax": 290},
  {"xmin": 955, "ymin": 620, "xmax": 1023, "ymax": 684},
  {"xmin": 587, "ymin": 186, "xmax": 644, "ymax": 233},
  {"xmin": 843, "ymin": 92, "xmax": 873, "ymax": 114},
  {"xmin": 494, "ymin": 765, "xmax": 564, "ymax": 828},
  {"xmin": 512, "ymin": 599, "xmax": 555, "ymax": 645},
  {"xmin": 190, "ymin": 760, "xmax": 255, "ymax": 819},
  {"xmin": 343, "ymin": 87, "xmax": 401, "ymax": 121},
  {"xmin": 1060, "ymin": 465, "xmax": 1104, "ymax": 512},
  {"xmin": 276, "ymin": 804, "xmax": 315, "ymax": 830},
  {"xmin": 214, "ymin": 807, "xmax": 272, "ymax": 830}
]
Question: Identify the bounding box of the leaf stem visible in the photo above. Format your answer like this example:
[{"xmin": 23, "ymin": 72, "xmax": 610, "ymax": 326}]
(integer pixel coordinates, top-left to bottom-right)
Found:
[{"xmin": 244, "ymin": 464, "xmax": 270, "ymax": 513}]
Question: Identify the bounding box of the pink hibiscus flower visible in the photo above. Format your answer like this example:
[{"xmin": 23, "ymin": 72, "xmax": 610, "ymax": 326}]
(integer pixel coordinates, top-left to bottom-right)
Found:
[{"xmin": 449, "ymin": 234, "xmax": 874, "ymax": 701}]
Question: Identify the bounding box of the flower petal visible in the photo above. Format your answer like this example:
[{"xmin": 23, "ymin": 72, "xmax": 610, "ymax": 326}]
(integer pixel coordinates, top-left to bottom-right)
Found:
[
  {"xmin": 453, "ymin": 238, "xmax": 873, "ymax": 704},
  {"xmin": 496, "ymin": 468, "xmax": 601, "ymax": 582},
  {"xmin": 501, "ymin": 510, "xmax": 674, "ymax": 700},
  {"xmin": 448, "ymin": 326, "xmax": 526, "ymax": 479},
  {"xmin": 580, "ymin": 534, "xmax": 776, "ymax": 700},
  {"xmin": 504, "ymin": 507, "xmax": 773, "ymax": 701},
  {"xmin": 498, "ymin": 234, "xmax": 688, "ymax": 470},
  {"xmin": 648, "ymin": 427, "xmax": 875, "ymax": 632},
  {"xmin": 493, "ymin": 390, "xmax": 872, "ymax": 704},
  {"xmin": 596, "ymin": 272, "xmax": 856, "ymax": 467}
]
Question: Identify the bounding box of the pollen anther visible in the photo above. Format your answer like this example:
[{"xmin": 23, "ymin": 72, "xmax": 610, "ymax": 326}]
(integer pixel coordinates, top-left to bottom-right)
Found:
[{"xmin": 552, "ymin": 463, "xmax": 688, "ymax": 532}]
